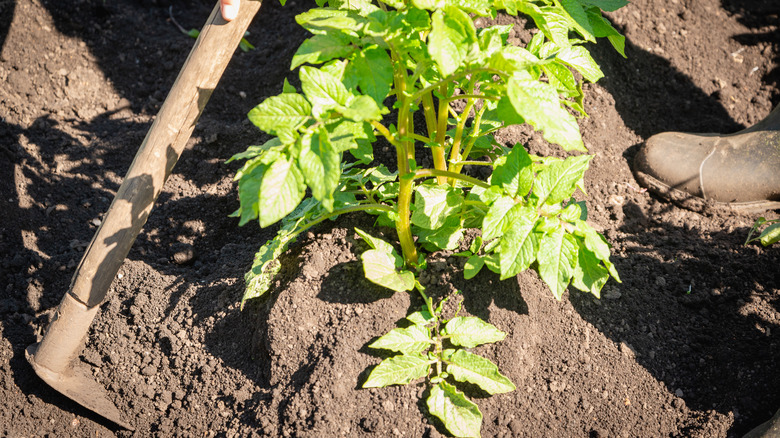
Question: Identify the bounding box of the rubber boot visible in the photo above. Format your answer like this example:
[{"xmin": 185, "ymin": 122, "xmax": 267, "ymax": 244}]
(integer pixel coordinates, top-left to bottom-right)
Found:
[
  {"xmin": 743, "ymin": 408, "xmax": 780, "ymax": 438},
  {"xmin": 633, "ymin": 105, "xmax": 780, "ymax": 213}
]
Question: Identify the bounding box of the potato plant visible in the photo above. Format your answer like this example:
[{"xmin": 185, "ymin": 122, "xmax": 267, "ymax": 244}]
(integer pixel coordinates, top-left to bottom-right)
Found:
[{"xmin": 230, "ymin": 0, "xmax": 625, "ymax": 435}]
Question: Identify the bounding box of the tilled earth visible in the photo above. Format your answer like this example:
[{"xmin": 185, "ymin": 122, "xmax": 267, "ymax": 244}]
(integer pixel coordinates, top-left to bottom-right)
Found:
[{"xmin": 1, "ymin": 0, "xmax": 779, "ymax": 437}]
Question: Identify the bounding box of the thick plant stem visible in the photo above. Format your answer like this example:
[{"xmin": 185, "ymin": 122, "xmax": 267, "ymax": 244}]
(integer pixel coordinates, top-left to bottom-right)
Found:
[
  {"xmin": 434, "ymin": 85, "xmax": 450, "ymax": 182},
  {"xmin": 422, "ymin": 92, "xmax": 447, "ymax": 185},
  {"xmin": 396, "ymin": 174, "xmax": 418, "ymax": 267}
]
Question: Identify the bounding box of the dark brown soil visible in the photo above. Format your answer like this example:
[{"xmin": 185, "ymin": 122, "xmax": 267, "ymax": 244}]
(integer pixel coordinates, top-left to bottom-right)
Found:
[{"xmin": 1, "ymin": 0, "xmax": 779, "ymax": 437}]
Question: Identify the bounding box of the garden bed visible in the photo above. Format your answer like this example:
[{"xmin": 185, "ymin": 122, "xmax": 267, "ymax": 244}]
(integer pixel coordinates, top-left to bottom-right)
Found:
[{"xmin": 1, "ymin": 0, "xmax": 778, "ymax": 436}]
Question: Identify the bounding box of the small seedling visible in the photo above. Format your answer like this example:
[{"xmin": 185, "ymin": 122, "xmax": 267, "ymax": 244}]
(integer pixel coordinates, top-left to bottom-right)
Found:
[
  {"xmin": 363, "ymin": 289, "xmax": 513, "ymax": 437},
  {"xmin": 745, "ymin": 217, "xmax": 780, "ymax": 247}
]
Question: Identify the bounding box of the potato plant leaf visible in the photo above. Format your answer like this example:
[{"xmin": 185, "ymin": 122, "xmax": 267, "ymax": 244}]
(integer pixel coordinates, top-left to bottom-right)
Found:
[
  {"xmin": 369, "ymin": 324, "xmax": 432, "ymax": 355},
  {"xmin": 345, "ymin": 46, "xmax": 393, "ymax": 105},
  {"xmin": 491, "ymin": 144, "xmax": 534, "ymax": 198},
  {"xmin": 537, "ymin": 228, "xmax": 578, "ymax": 299},
  {"xmin": 300, "ymin": 65, "xmax": 352, "ymax": 116},
  {"xmin": 258, "ymin": 154, "xmax": 306, "ymax": 228},
  {"xmin": 463, "ymin": 254, "xmax": 485, "ymax": 280},
  {"xmin": 533, "ymin": 155, "xmax": 592, "ymax": 206},
  {"xmin": 427, "ymin": 381, "xmax": 482, "ymax": 438},
  {"xmin": 416, "ymin": 215, "xmax": 464, "ymax": 251},
  {"xmin": 507, "ymin": 77, "xmax": 585, "ymax": 151},
  {"xmin": 361, "ymin": 250, "xmax": 416, "ymax": 292},
  {"xmin": 291, "ymin": 33, "xmax": 356, "ymax": 69},
  {"xmin": 499, "ymin": 205, "xmax": 539, "ymax": 280},
  {"xmin": 428, "ymin": 7, "xmax": 478, "ymax": 77},
  {"xmin": 363, "ymin": 353, "xmax": 432, "ymax": 387},
  {"xmin": 445, "ymin": 349, "xmax": 516, "ymax": 395},
  {"xmin": 571, "ymin": 242, "xmax": 609, "ymax": 297},
  {"xmin": 411, "ymin": 184, "xmax": 464, "ymax": 230},
  {"xmin": 481, "ymin": 196, "xmax": 516, "ymax": 241},
  {"xmin": 556, "ymin": 45, "xmax": 604, "ymax": 83},
  {"xmin": 248, "ymin": 93, "xmax": 311, "ymax": 143},
  {"xmin": 298, "ymin": 128, "xmax": 340, "ymax": 211},
  {"xmin": 444, "ymin": 316, "xmax": 506, "ymax": 348}
]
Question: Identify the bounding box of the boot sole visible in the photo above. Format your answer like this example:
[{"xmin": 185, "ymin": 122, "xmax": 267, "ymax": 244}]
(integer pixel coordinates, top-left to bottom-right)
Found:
[{"xmin": 634, "ymin": 170, "xmax": 780, "ymax": 214}]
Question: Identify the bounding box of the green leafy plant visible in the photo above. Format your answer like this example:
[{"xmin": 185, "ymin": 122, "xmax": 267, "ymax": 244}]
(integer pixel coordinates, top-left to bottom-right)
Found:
[
  {"xmin": 745, "ymin": 217, "xmax": 780, "ymax": 247},
  {"xmin": 364, "ymin": 290, "xmax": 513, "ymax": 438},
  {"xmin": 230, "ymin": 0, "xmax": 625, "ymax": 435}
]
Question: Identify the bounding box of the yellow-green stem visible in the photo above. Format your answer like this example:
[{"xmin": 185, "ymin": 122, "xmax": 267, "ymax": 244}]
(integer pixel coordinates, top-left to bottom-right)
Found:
[
  {"xmin": 396, "ymin": 174, "xmax": 418, "ymax": 266},
  {"xmin": 423, "ymin": 91, "xmax": 447, "ymax": 184},
  {"xmin": 446, "ymin": 99, "xmax": 476, "ymax": 184}
]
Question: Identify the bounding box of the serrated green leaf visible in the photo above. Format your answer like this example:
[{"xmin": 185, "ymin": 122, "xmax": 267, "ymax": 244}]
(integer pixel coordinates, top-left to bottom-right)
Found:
[
  {"xmin": 248, "ymin": 93, "xmax": 311, "ymax": 141},
  {"xmin": 295, "ymin": 7, "xmax": 366, "ymax": 36},
  {"xmin": 368, "ymin": 164, "xmax": 398, "ymax": 184},
  {"xmin": 242, "ymin": 198, "xmax": 318, "ymax": 305},
  {"xmin": 530, "ymin": 5, "xmax": 572, "ymax": 47},
  {"xmin": 477, "ymin": 24, "xmax": 511, "ymax": 58},
  {"xmin": 326, "ymin": 119, "xmax": 362, "ymax": 153},
  {"xmin": 364, "ymin": 353, "xmax": 432, "ymax": 388},
  {"xmin": 236, "ymin": 158, "xmax": 264, "ymax": 225},
  {"xmin": 291, "ymin": 33, "xmax": 356, "ymax": 70},
  {"xmin": 534, "ymin": 155, "xmax": 592, "ymax": 205},
  {"xmin": 464, "ymin": 255, "xmax": 485, "ymax": 280},
  {"xmin": 427, "ymin": 381, "xmax": 483, "ymax": 438},
  {"xmin": 558, "ymin": 0, "xmax": 595, "ymax": 41},
  {"xmin": 444, "ymin": 316, "xmax": 506, "ymax": 348},
  {"xmin": 417, "ymin": 215, "xmax": 464, "ymax": 250},
  {"xmin": 257, "ymin": 154, "xmax": 307, "ymax": 228},
  {"xmin": 537, "ymin": 228, "xmax": 578, "ymax": 299},
  {"xmin": 481, "ymin": 196, "xmax": 515, "ymax": 241},
  {"xmin": 361, "ymin": 250, "xmax": 415, "ymax": 292},
  {"xmin": 369, "ymin": 325, "xmax": 432, "ymax": 354},
  {"xmin": 228, "ymin": 138, "xmax": 285, "ymax": 165},
  {"xmin": 412, "ymin": 0, "xmax": 445, "ymax": 11},
  {"xmin": 482, "ymin": 95, "xmax": 525, "ymax": 128},
  {"xmin": 760, "ymin": 223, "xmax": 780, "ymax": 246},
  {"xmin": 469, "ymin": 236, "xmax": 483, "ymax": 254},
  {"xmin": 507, "ymin": 78, "xmax": 584, "ymax": 151},
  {"xmin": 556, "ymin": 45, "xmax": 604, "ymax": 83},
  {"xmin": 378, "ymin": 0, "xmax": 404, "ymax": 8},
  {"xmin": 300, "ymin": 66, "xmax": 352, "ymax": 117},
  {"xmin": 428, "ymin": 7, "xmax": 478, "ymax": 77},
  {"xmin": 571, "ymin": 242, "xmax": 609, "ymax": 297},
  {"xmin": 445, "ymin": 349, "xmax": 515, "ymax": 395},
  {"xmin": 543, "ymin": 62, "xmax": 578, "ymax": 92},
  {"xmin": 586, "ymin": 8, "xmax": 625, "ymax": 56},
  {"xmin": 339, "ymin": 94, "xmax": 384, "ymax": 121},
  {"xmin": 486, "ymin": 45, "xmax": 540, "ymax": 73},
  {"xmin": 574, "ymin": 220, "xmax": 619, "ymax": 281},
  {"xmin": 407, "ymin": 309, "xmax": 436, "ymax": 326},
  {"xmin": 491, "ymin": 145, "xmax": 534, "ymax": 197},
  {"xmin": 411, "ymin": 184, "xmax": 464, "ymax": 230},
  {"xmin": 584, "ymin": 0, "xmax": 628, "ymax": 12},
  {"xmin": 282, "ymin": 78, "xmax": 297, "ymax": 94},
  {"xmin": 345, "ymin": 46, "xmax": 393, "ymax": 105},
  {"xmin": 559, "ymin": 202, "xmax": 583, "ymax": 222},
  {"xmin": 499, "ymin": 205, "xmax": 539, "ymax": 280},
  {"xmin": 298, "ymin": 128, "xmax": 340, "ymax": 211},
  {"xmin": 354, "ymin": 227, "xmax": 396, "ymax": 254}
]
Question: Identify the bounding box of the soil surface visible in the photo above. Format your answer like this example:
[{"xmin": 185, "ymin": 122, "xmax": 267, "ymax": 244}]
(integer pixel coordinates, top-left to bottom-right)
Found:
[{"xmin": 2, "ymin": 0, "xmax": 779, "ymax": 437}]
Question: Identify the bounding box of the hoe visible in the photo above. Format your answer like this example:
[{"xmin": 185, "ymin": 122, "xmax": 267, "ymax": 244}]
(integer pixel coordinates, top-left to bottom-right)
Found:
[{"xmin": 25, "ymin": 1, "xmax": 261, "ymax": 429}]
